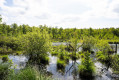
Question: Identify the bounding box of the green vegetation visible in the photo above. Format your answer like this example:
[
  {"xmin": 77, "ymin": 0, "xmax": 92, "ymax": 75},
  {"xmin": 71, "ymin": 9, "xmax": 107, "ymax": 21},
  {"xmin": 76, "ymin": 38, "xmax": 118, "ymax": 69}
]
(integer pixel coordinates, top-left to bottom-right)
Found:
[
  {"xmin": 82, "ymin": 36, "xmax": 96, "ymax": 52},
  {"xmin": 0, "ymin": 56, "xmax": 12, "ymax": 80},
  {"xmin": 57, "ymin": 59, "xmax": 66, "ymax": 71},
  {"xmin": 1, "ymin": 15, "xmax": 119, "ymax": 79},
  {"xmin": 111, "ymin": 55, "xmax": 119, "ymax": 73},
  {"xmin": 78, "ymin": 37, "xmax": 96, "ymax": 78},
  {"xmin": 78, "ymin": 52, "xmax": 95, "ymax": 78},
  {"xmin": 8, "ymin": 66, "xmax": 53, "ymax": 80},
  {"xmin": 22, "ymin": 31, "xmax": 51, "ymax": 65}
]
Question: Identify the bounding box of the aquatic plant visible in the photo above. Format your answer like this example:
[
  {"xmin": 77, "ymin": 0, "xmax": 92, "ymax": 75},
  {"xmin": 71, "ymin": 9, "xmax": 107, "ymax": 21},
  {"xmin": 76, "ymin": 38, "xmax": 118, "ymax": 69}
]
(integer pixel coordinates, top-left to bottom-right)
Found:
[{"xmin": 78, "ymin": 52, "xmax": 95, "ymax": 78}]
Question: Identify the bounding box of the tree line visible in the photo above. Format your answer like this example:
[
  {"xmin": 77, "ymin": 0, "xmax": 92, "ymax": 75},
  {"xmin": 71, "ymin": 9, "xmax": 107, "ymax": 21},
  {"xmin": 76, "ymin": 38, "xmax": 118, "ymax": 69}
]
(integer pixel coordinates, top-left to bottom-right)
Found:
[{"xmin": 0, "ymin": 15, "xmax": 119, "ymax": 41}]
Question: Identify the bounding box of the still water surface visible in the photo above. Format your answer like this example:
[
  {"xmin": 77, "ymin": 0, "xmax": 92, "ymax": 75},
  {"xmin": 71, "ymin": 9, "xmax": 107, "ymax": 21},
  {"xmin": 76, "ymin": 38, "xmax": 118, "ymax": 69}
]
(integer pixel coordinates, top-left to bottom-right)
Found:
[{"xmin": 8, "ymin": 42, "xmax": 119, "ymax": 80}]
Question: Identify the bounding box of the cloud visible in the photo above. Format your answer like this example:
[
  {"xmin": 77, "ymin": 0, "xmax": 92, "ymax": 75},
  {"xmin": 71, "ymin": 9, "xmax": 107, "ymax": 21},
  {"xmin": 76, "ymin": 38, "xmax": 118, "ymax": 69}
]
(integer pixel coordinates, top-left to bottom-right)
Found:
[{"xmin": 0, "ymin": 0, "xmax": 119, "ymax": 28}]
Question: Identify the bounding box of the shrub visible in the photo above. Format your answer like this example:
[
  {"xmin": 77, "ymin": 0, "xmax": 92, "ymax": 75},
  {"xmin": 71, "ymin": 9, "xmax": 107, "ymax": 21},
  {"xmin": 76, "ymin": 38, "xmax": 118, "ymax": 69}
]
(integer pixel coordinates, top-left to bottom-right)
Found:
[
  {"xmin": 111, "ymin": 55, "xmax": 119, "ymax": 73},
  {"xmin": 78, "ymin": 52, "xmax": 95, "ymax": 78},
  {"xmin": 22, "ymin": 30, "xmax": 51, "ymax": 65},
  {"xmin": 96, "ymin": 40, "xmax": 111, "ymax": 53},
  {"xmin": 0, "ymin": 60, "xmax": 12, "ymax": 80},
  {"xmin": 82, "ymin": 36, "xmax": 96, "ymax": 52}
]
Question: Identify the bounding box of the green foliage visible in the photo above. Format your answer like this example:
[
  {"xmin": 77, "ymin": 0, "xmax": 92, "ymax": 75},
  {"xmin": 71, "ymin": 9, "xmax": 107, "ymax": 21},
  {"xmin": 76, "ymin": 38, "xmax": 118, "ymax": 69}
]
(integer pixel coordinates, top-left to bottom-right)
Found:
[
  {"xmin": 68, "ymin": 52, "xmax": 80, "ymax": 60},
  {"xmin": 0, "ymin": 36, "xmax": 23, "ymax": 51},
  {"xmin": 57, "ymin": 59, "xmax": 66, "ymax": 70},
  {"xmin": 96, "ymin": 51, "xmax": 107, "ymax": 62},
  {"xmin": 23, "ymin": 30, "xmax": 50, "ymax": 55},
  {"xmin": 8, "ymin": 66, "xmax": 53, "ymax": 80},
  {"xmin": 22, "ymin": 30, "xmax": 51, "ymax": 65},
  {"xmin": 0, "ymin": 58, "xmax": 12, "ymax": 80},
  {"xmin": 96, "ymin": 40, "xmax": 111, "ymax": 53},
  {"xmin": 51, "ymin": 50, "xmax": 58, "ymax": 56},
  {"xmin": 0, "ymin": 21, "xmax": 119, "ymax": 41},
  {"xmin": 111, "ymin": 55, "xmax": 119, "ymax": 73},
  {"xmin": 82, "ymin": 36, "xmax": 96, "ymax": 52},
  {"xmin": 78, "ymin": 52, "xmax": 95, "ymax": 78}
]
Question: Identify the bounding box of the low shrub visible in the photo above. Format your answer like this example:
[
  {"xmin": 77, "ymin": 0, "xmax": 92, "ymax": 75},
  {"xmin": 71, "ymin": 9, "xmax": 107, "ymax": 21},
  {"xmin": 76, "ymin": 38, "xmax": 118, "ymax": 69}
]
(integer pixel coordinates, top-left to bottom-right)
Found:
[
  {"xmin": 0, "ymin": 60, "xmax": 12, "ymax": 80},
  {"xmin": 78, "ymin": 52, "xmax": 95, "ymax": 78}
]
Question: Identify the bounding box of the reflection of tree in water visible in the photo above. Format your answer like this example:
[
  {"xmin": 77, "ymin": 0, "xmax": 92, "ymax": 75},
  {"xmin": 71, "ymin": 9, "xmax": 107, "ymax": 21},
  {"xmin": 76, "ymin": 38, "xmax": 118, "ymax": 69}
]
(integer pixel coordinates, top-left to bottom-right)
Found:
[{"xmin": 57, "ymin": 66, "xmax": 65, "ymax": 75}]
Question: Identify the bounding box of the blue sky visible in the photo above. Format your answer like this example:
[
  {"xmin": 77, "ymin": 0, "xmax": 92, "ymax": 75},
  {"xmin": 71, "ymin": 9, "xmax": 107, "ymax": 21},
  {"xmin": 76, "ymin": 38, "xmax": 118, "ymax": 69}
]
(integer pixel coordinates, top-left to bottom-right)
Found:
[{"xmin": 0, "ymin": 0, "xmax": 119, "ymax": 29}]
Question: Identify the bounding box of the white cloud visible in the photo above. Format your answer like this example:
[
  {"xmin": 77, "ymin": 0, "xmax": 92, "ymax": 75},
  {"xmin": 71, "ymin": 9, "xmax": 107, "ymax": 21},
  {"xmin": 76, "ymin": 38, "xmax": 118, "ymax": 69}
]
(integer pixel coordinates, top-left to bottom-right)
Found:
[{"xmin": 0, "ymin": 0, "xmax": 119, "ymax": 28}]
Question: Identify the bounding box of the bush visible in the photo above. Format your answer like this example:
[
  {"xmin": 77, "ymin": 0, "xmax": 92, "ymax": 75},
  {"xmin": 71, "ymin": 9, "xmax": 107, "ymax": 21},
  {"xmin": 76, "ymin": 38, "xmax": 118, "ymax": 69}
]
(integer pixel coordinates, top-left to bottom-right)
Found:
[
  {"xmin": 22, "ymin": 30, "xmax": 51, "ymax": 65},
  {"xmin": 82, "ymin": 36, "xmax": 96, "ymax": 52},
  {"xmin": 96, "ymin": 40, "xmax": 111, "ymax": 53},
  {"xmin": 111, "ymin": 55, "xmax": 119, "ymax": 73},
  {"xmin": 78, "ymin": 52, "xmax": 95, "ymax": 78},
  {"xmin": 0, "ymin": 60, "xmax": 12, "ymax": 80}
]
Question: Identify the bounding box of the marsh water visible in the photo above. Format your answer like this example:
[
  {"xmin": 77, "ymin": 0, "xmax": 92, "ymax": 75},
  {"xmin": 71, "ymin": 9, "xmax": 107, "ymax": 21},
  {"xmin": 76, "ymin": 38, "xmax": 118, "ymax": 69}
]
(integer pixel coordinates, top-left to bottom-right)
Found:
[{"xmin": 8, "ymin": 43, "xmax": 119, "ymax": 80}]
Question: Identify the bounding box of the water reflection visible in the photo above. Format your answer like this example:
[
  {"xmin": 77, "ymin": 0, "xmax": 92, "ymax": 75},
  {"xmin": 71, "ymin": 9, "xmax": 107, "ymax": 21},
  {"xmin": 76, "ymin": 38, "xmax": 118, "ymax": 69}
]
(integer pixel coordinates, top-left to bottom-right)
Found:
[{"xmin": 7, "ymin": 42, "xmax": 119, "ymax": 80}]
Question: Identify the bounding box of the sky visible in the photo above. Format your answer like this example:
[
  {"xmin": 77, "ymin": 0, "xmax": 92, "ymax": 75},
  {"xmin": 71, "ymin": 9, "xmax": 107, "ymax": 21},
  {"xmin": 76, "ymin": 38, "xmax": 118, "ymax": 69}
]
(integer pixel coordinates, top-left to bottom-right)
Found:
[{"xmin": 0, "ymin": 0, "xmax": 119, "ymax": 29}]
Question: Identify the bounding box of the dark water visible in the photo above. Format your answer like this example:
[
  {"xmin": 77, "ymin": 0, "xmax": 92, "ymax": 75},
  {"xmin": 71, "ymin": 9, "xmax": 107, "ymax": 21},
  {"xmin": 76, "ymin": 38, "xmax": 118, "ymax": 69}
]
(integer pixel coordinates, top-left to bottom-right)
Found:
[{"xmin": 7, "ymin": 43, "xmax": 119, "ymax": 80}]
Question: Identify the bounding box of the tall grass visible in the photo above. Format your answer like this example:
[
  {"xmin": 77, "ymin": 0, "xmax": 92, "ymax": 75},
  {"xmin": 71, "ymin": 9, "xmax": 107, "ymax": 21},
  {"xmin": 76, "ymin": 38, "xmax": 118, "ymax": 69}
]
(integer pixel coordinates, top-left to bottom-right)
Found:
[{"xmin": 7, "ymin": 66, "xmax": 53, "ymax": 80}]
